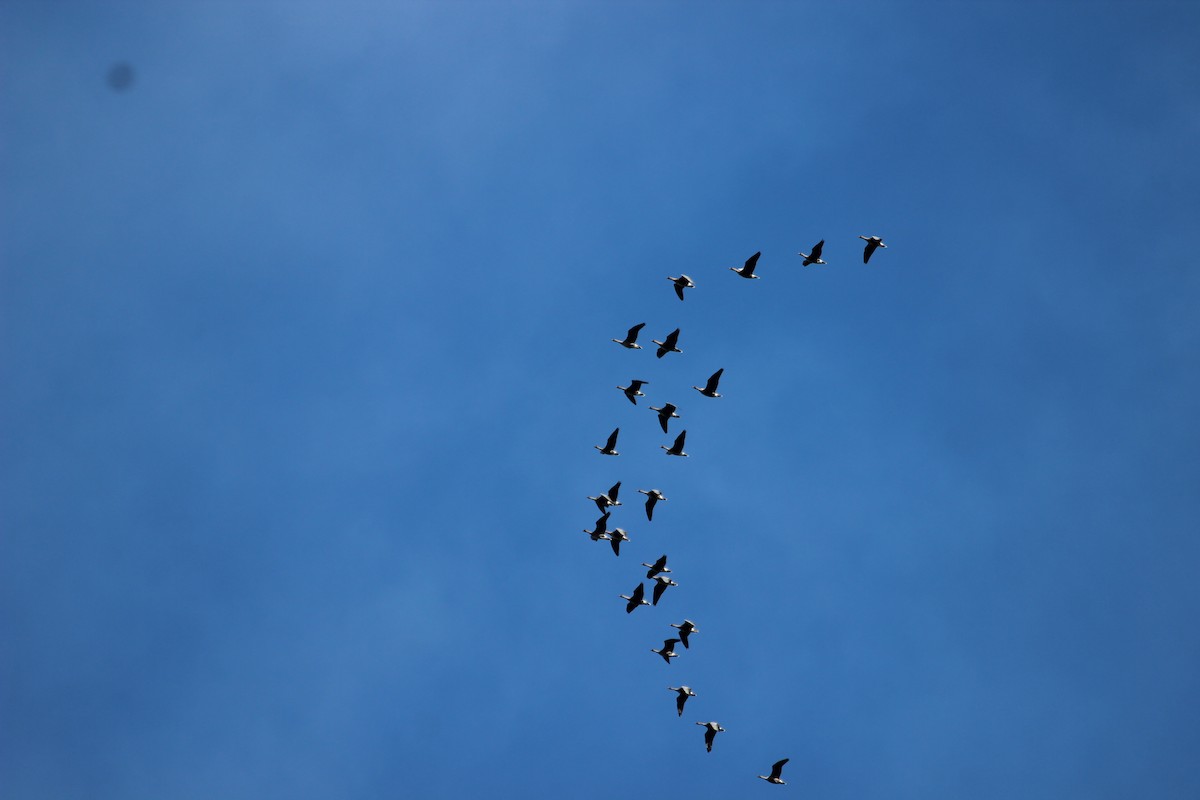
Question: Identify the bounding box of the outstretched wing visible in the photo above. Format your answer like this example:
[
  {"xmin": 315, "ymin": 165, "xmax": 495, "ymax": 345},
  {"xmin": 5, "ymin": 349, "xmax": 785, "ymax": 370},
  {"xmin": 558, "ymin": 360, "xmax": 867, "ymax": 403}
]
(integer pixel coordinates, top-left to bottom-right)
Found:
[
  {"xmin": 627, "ymin": 322, "xmax": 646, "ymax": 341},
  {"xmin": 770, "ymin": 759, "xmax": 789, "ymax": 779},
  {"xmin": 645, "ymin": 493, "xmax": 657, "ymax": 520},
  {"xmin": 594, "ymin": 512, "xmax": 610, "ymax": 534},
  {"xmin": 811, "ymin": 240, "xmax": 824, "ymax": 259},
  {"xmin": 652, "ymin": 580, "xmax": 667, "ymax": 605},
  {"xmin": 664, "ymin": 328, "xmax": 680, "ymax": 348},
  {"xmin": 672, "ymin": 430, "xmax": 687, "ymax": 451},
  {"xmin": 744, "ymin": 251, "xmax": 761, "ymax": 275},
  {"xmin": 863, "ymin": 240, "xmax": 878, "ymax": 263},
  {"xmin": 605, "ymin": 428, "xmax": 620, "ymax": 451},
  {"xmin": 674, "ymin": 282, "xmax": 685, "ymax": 301},
  {"xmin": 608, "ymin": 481, "xmax": 621, "ymax": 502},
  {"xmin": 705, "ymin": 368, "xmax": 724, "ymax": 393}
]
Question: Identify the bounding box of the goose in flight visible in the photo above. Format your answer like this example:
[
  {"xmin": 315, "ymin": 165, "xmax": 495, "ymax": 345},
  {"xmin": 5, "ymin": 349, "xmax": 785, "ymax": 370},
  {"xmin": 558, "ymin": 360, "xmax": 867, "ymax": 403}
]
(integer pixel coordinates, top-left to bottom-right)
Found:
[
  {"xmin": 617, "ymin": 379, "xmax": 648, "ymax": 405},
  {"xmin": 730, "ymin": 251, "xmax": 761, "ymax": 279},
  {"xmin": 859, "ymin": 235, "xmax": 887, "ymax": 263},
  {"xmin": 757, "ymin": 758, "xmax": 790, "ymax": 785},
  {"xmin": 637, "ymin": 488, "xmax": 667, "ymax": 521},
  {"xmin": 612, "ymin": 322, "xmax": 647, "ymax": 349},
  {"xmin": 620, "ymin": 582, "xmax": 650, "ymax": 613},
  {"xmin": 583, "ymin": 512, "xmax": 612, "ymax": 542},
  {"xmin": 651, "ymin": 638, "xmax": 681, "ymax": 664},
  {"xmin": 668, "ymin": 686, "xmax": 697, "ymax": 716},
  {"xmin": 594, "ymin": 428, "xmax": 620, "ymax": 456},
  {"xmin": 650, "ymin": 402, "xmax": 680, "ymax": 434},
  {"xmin": 608, "ymin": 527, "xmax": 630, "ymax": 556},
  {"xmin": 653, "ymin": 328, "xmax": 682, "ymax": 359},
  {"xmin": 798, "ymin": 239, "xmax": 826, "ymax": 266},
  {"xmin": 661, "ymin": 430, "xmax": 688, "ymax": 457},
  {"xmin": 669, "ymin": 619, "xmax": 698, "ymax": 648},
  {"xmin": 693, "ymin": 368, "xmax": 723, "ymax": 398},
  {"xmin": 651, "ymin": 574, "xmax": 678, "ymax": 605},
  {"xmin": 588, "ymin": 481, "xmax": 622, "ymax": 513},
  {"xmin": 641, "ymin": 554, "xmax": 670, "ymax": 578},
  {"xmin": 696, "ymin": 721, "xmax": 725, "ymax": 752},
  {"xmin": 668, "ymin": 274, "xmax": 695, "ymax": 301}
]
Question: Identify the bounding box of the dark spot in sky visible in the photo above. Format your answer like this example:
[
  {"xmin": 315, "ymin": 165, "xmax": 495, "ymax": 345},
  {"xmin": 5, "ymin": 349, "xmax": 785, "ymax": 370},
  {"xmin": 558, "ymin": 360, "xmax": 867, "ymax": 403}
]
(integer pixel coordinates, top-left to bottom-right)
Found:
[{"xmin": 107, "ymin": 62, "xmax": 135, "ymax": 92}]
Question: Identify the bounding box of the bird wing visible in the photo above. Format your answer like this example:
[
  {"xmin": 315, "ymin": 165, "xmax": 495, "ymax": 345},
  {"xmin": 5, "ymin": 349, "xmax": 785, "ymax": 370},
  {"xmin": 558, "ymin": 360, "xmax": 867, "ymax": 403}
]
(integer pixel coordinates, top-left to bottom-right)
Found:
[
  {"xmin": 608, "ymin": 481, "xmax": 621, "ymax": 502},
  {"xmin": 863, "ymin": 240, "xmax": 878, "ymax": 263},
  {"xmin": 662, "ymin": 403, "xmax": 677, "ymax": 415},
  {"xmin": 672, "ymin": 430, "xmax": 687, "ymax": 450},
  {"xmin": 631, "ymin": 583, "xmax": 645, "ymax": 602},
  {"xmin": 652, "ymin": 580, "xmax": 667, "ymax": 605},
  {"xmin": 595, "ymin": 512, "xmax": 610, "ymax": 534},
  {"xmin": 664, "ymin": 328, "xmax": 680, "ymax": 348},
  {"xmin": 811, "ymin": 240, "xmax": 824, "ymax": 259},
  {"xmin": 610, "ymin": 537, "xmax": 621, "ymax": 556},
  {"xmin": 744, "ymin": 251, "xmax": 761, "ymax": 274},
  {"xmin": 630, "ymin": 380, "xmax": 646, "ymax": 390},
  {"xmin": 674, "ymin": 283, "xmax": 685, "ymax": 301},
  {"xmin": 627, "ymin": 322, "xmax": 646, "ymax": 341},
  {"xmin": 645, "ymin": 494, "xmax": 657, "ymax": 520},
  {"xmin": 657, "ymin": 410, "xmax": 669, "ymax": 433},
  {"xmin": 605, "ymin": 428, "xmax": 619, "ymax": 450},
  {"xmin": 676, "ymin": 694, "xmax": 686, "ymax": 714},
  {"xmin": 704, "ymin": 368, "xmax": 723, "ymax": 393},
  {"xmin": 771, "ymin": 759, "xmax": 789, "ymax": 779},
  {"xmin": 679, "ymin": 628, "xmax": 690, "ymax": 648},
  {"xmin": 653, "ymin": 554, "xmax": 668, "ymax": 571}
]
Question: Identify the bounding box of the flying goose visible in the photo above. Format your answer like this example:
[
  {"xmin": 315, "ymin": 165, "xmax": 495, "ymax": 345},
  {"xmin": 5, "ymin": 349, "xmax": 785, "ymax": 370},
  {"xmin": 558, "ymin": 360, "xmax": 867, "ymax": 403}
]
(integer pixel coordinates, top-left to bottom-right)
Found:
[
  {"xmin": 616, "ymin": 379, "xmax": 648, "ymax": 405},
  {"xmin": 758, "ymin": 758, "xmax": 790, "ymax": 785},
  {"xmin": 798, "ymin": 239, "xmax": 826, "ymax": 266},
  {"xmin": 859, "ymin": 235, "xmax": 887, "ymax": 263},
  {"xmin": 652, "ymin": 328, "xmax": 682, "ymax": 359},
  {"xmin": 696, "ymin": 721, "xmax": 725, "ymax": 752},
  {"xmin": 608, "ymin": 527, "xmax": 630, "ymax": 556},
  {"xmin": 668, "ymin": 274, "xmax": 695, "ymax": 301},
  {"xmin": 668, "ymin": 686, "xmax": 697, "ymax": 716},
  {"xmin": 620, "ymin": 582, "xmax": 650, "ymax": 613},
  {"xmin": 650, "ymin": 402, "xmax": 680, "ymax": 434},
  {"xmin": 651, "ymin": 574, "xmax": 678, "ymax": 605},
  {"xmin": 661, "ymin": 430, "xmax": 688, "ymax": 457},
  {"xmin": 612, "ymin": 322, "xmax": 647, "ymax": 349},
  {"xmin": 730, "ymin": 251, "xmax": 761, "ymax": 279},
  {"xmin": 651, "ymin": 638, "xmax": 681, "ymax": 664},
  {"xmin": 637, "ymin": 488, "xmax": 668, "ymax": 521},
  {"xmin": 583, "ymin": 512, "xmax": 611, "ymax": 542},
  {"xmin": 693, "ymin": 368, "xmax": 723, "ymax": 398},
  {"xmin": 669, "ymin": 619, "xmax": 698, "ymax": 648},
  {"xmin": 587, "ymin": 481, "xmax": 622, "ymax": 513},
  {"xmin": 594, "ymin": 428, "xmax": 620, "ymax": 456},
  {"xmin": 641, "ymin": 554, "xmax": 670, "ymax": 578}
]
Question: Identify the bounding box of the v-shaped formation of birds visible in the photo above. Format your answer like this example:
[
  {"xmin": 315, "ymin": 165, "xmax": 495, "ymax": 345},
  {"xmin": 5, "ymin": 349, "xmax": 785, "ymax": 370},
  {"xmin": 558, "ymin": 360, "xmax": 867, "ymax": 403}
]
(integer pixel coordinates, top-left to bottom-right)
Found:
[{"xmin": 585, "ymin": 236, "xmax": 887, "ymax": 787}]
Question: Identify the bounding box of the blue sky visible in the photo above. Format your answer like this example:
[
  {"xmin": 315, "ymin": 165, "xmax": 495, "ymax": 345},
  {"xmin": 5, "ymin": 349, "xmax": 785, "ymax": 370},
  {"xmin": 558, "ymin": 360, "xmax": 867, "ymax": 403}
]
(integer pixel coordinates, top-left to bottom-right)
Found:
[{"xmin": 2, "ymin": 2, "xmax": 1199, "ymax": 797}]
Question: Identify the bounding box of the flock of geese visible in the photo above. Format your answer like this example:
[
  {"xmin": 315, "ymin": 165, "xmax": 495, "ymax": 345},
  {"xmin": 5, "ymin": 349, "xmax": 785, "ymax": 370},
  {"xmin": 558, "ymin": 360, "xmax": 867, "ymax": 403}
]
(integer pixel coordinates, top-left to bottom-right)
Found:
[{"xmin": 579, "ymin": 236, "xmax": 888, "ymax": 787}]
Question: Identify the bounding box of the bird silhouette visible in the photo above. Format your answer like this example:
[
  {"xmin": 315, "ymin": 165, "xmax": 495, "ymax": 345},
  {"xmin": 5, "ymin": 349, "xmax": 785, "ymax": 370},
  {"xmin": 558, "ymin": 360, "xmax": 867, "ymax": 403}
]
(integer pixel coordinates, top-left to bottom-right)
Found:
[
  {"xmin": 641, "ymin": 554, "xmax": 670, "ymax": 578},
  {"xmin": 859, "ymin": 235, "xmax": 887, "ymax": 263},
  {"xmin": 668, "ymin": 274, "xmax": 695, "ymax": 301},
  {"xmin": 651, "ymin": 638, "xmax": 681, "ymax": 664},
  {"xmin": 612, "ymin": 322, "xmax": 647, "ymax": 349},
  {"xmin": 651, "ymin": 574, "xmax": 678, "ymax": 605},
  {"xmin": 798, "ymin": 240, "xmax": 826, "ymax": 266},
  {"xmin": 620, "ymin": 583, "xmax": 650, "ymax": 613},
  {"xmin": 730, "ymin": 251, "xmax": 761, "ymax": 279},
  {"xmin": 661, "ymin": 430, "xmax": 688, "ymax": 457},
  {"xmin": 693, "ymin": 368, "xmax": 723, "ymax": 398},
  {"xmin": 650, "ymin": 402, "xmax": 680, "ymax": 434},
  {"xmin": 652, "ymin": 328, "xmax": 682, "ymax": 359},
  {"xmin": 637, "ymin": 488, "xmax": 668, "ymax": 521},
  {"xmin": 696, "ymin": 721, "xmax": 725, "ymax": 752},
  {"xmin": 587, "ymin": 481, "xmax": 622, "ymax": 513},
  {"xmin": 669, "ymin": 619, "xmax": 698, "ymax": 648},
  {"xmin": 668, "ymin": 685, "xmax": 697, "ymax": 716},
  {"xmin": 617, "ymin": 379, "xmax": 648, "ymax": 405},
  {"xmin": 757, "ymin": 758, "xmax": 790, "ymax": 785},
  {"xmin": 594, "ymin": 428, "xmax": 620, "ymax": 456}
]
